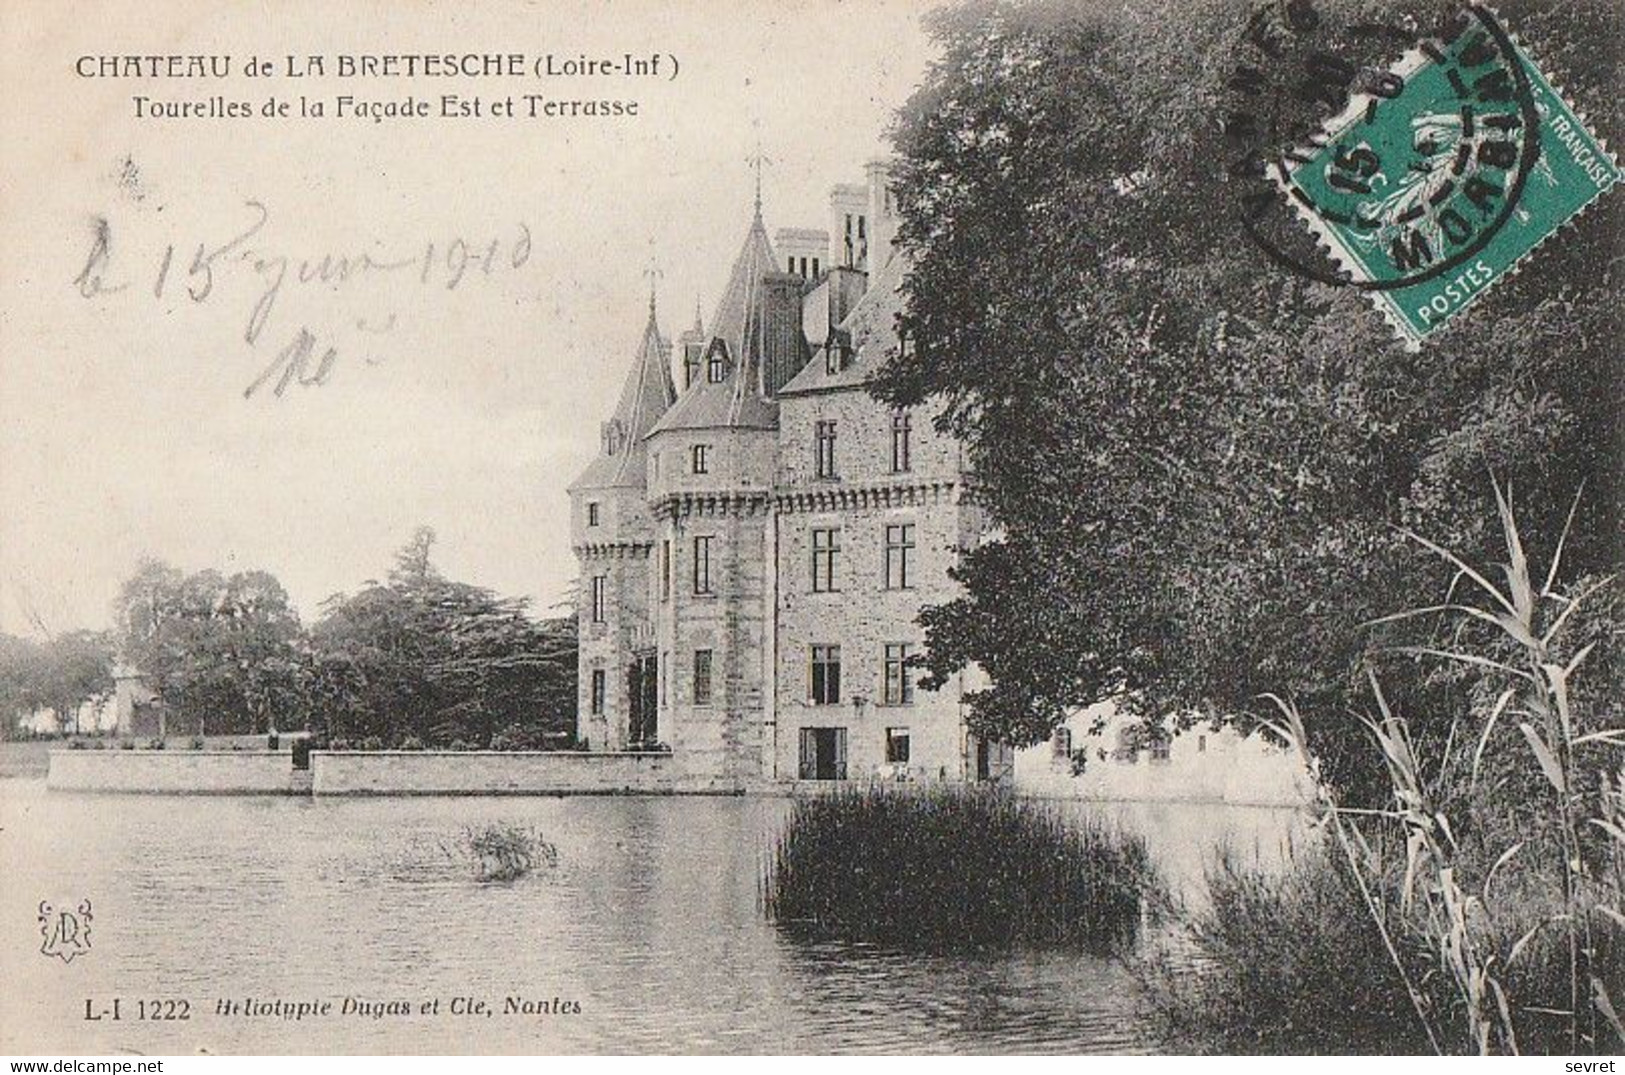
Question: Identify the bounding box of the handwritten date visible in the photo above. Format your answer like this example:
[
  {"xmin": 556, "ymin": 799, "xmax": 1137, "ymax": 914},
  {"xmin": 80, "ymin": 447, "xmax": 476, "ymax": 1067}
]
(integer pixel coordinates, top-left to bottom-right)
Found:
[{"xmin": 73, "ymin": 202, "xmax": 532, "ymax": 398}]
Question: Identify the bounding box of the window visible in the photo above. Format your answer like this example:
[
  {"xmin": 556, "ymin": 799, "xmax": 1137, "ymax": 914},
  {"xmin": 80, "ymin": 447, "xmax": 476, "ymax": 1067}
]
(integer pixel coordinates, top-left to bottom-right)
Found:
[
  {"xmin": 586, "ymin": 501, "xmax": 601, "ymax": 527},
  {"xmin": 814, "ymin": 420, "xmax": 837, "ymax": 479},
  {"xmin": 1114, "ymin": 726, "xmax": 1138, "ymax": 764},
  {"xmin": 590, "ymin": 575, "xmax": 608, "ymax": 623},
  {"xmin": 692, "ymin": 444, "xmax": 710, "ymax": 475},
  {"xmin": 885, "ymin": 727, "xmax": 911, "ymax": 764},
  {"xmin": 811, "ymin": 528, "xmax": 841, "ymax": 593},
  {"xmin": 812, "ymin": 257, "xmax": 820, "ymax": 277},
  {"xmin": 590, "ymin": 668, "xmax": 606, "ymax": 715},
  {"xmin": 883, "ymin": 643, "xmax": 914, "ymax": 705},
  {"xmin": 1150, "ymin": 738, "xmax": 1171, "ymax": 763},
  {"xmin": 1052, "ymin": 726, "xmax": 1072, "ymax": 758},
  {"xmin": 898, "ymin": 322, "xmax": 917, "ymax": 360},
  {"xmin": 811, "ymin": 644, "xmax": 842, "ymax": 705},
  {"xmin": 891, "ymin": 410, "xmax": 912, "ymax": 473},
  {"xmin": 884, "ymin": 524, "xmax": 916, "ymax": 590},
  {"xmin": 693, "ymin": 649, "xmax": 713, "ymax": 706},
  {"xmin": 660, "ymin": 540, "xmax": 671, "ymax": 601},
  {"xmin": 692, "ymin": 536, "xmax": 713, "ymax": 595},
  {"xmin": 707, "ymin": 352, "xmax": 726, "ymax": 383},
  {"xmin": 660, "ymin": 653, "xmax": 669, "ymax": 706},
  {"xmin": 1198, "ymin": 734, "xmax": 1207, "ymax": 754}
]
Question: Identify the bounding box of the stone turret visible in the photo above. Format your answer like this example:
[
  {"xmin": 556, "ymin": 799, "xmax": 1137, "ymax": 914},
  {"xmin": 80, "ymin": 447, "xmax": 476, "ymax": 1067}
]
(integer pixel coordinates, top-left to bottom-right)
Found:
[
  {"xmin": 569, "ymin": 299, "xmax": 675, "ymax": 751},
  {"xmin": 645, "ymin": 206, "xmax": 784, "ymax": 784}
]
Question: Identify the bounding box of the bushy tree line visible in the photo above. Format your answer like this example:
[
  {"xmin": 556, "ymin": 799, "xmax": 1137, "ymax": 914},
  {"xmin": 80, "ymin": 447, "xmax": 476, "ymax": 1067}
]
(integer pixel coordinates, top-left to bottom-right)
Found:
[
  {"xmin": 0, "ymin": 527, "xmax": 577, "ymax": 746},
  {"xmin": 872, "ymin": 0, "xmax": 1622, "ymax": 798},
  {"xmin": 0, "ymin": 631, "xmax": 114, "ymax": 737}
]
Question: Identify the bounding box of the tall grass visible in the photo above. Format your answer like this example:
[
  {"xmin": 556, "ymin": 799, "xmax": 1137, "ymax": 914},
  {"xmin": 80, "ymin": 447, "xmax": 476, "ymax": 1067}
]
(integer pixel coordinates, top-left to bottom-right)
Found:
[
  {"xmin": 1135, "ymin": 834, "xmax": 1622, "ymax": 1055},
  {"xmin": 1136, "ymin": 845, "xmax": 1438, "ymax": 1054},
  {"xmin": 762, "ymin": 784, "xmax": 1156, "ymax": 951},
  {"xmin": 1241, "ymin": 482, "xmax": 1624, "ymax": 1055}
]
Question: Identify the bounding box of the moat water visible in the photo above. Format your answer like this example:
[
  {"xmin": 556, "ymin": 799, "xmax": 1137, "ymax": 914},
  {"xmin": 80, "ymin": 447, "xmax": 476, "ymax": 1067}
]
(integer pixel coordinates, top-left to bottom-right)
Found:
[{"xmin": 0, "ymin": 780, "xmax": 1302, "ymax": 1053}]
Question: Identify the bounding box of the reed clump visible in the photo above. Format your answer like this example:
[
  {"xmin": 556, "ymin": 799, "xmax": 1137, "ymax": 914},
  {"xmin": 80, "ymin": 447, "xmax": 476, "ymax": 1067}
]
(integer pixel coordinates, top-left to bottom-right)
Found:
[
  {"xmin": 1136, "ymin": 846, "xmax": 1437, "ymax": 1054},
  {"xmin": 1140, "ymin": 482, "xmax": 1624, "ymax": 1055},
  {"xmin": 440, "ymin": 822, "xmax": 558, "ymax": 883},
  {"xmin": 762, "ymin": 784, "xmax": 1156, "ymax": 951}
]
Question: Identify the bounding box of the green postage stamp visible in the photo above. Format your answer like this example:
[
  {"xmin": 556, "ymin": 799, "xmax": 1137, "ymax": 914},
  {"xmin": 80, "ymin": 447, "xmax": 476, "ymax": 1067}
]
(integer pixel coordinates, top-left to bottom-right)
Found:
[{"xmin": 1277, "ymin": 7, "xmax": 1620, "ymax": 348}]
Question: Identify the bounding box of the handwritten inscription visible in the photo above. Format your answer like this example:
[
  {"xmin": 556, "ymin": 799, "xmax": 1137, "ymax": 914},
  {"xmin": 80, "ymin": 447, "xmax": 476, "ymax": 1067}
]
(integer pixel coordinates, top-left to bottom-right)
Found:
[{"xmin": 73, "ymin": 202, "xmax": 532, "ymax": 398}]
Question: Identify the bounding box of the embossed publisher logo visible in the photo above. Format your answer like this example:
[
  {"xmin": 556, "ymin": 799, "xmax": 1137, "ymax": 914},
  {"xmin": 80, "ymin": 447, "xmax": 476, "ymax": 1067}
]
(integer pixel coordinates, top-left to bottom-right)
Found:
[{"xmin": 38, "ymin": 900, "xmax": 93, "ymax": 964}]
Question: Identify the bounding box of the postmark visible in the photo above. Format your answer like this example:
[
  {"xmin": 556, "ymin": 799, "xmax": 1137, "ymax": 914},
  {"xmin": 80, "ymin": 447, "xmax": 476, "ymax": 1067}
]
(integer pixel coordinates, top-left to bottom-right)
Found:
[{"xmin": 1274, "ymin": 7, "xmax": 1620, "ymax": 346}]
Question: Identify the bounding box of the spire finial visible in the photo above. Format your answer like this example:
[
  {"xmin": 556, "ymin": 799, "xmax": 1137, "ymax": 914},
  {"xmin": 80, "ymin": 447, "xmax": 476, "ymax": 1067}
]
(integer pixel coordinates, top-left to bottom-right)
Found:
[
  {"xmin": 642, "ymin": 256, "xmax": 663, "ymax": 319},
  {"xmin": 693, "ymin": 293, "xmax": 703, "ymax": 334},
  {"xmin": 747, "ymin": 136, "xmax": 773, "ymax": 220}
]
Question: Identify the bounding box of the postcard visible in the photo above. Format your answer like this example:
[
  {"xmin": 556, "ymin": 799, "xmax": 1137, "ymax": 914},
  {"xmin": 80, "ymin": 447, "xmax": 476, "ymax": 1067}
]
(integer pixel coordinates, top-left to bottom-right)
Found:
[{"xmin": 1, "ymin": 0, "xmax": 1620, "ymax": 1059}]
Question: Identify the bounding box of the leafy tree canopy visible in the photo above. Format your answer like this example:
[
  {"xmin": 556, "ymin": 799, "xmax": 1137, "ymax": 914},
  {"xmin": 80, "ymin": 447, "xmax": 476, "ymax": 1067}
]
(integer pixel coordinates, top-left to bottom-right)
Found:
[
  {"xmin": 0, "ymin": 630, "xmax": 114, "ymax": 736},
  {"xmin": 114, "ymin": 559, "xmax": 304, "ymax": 735},
  {"xmin": 873, "ymin": 0, "xmax": 1623, "ymax": 794},
  {"xmin": 310, "ymin": 527, "xmax": 577, "ymax": 746}
]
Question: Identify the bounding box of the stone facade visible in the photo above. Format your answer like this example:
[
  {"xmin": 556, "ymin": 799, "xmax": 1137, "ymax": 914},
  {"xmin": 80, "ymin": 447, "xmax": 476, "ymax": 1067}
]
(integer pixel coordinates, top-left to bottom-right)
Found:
[
  {"xmin": 569, "ymin": 161, "xmax": 995, "ymax": 789},
  {"xmin": 1012, "ymin": 702, "xmax": 1314, "ymax": 806}
]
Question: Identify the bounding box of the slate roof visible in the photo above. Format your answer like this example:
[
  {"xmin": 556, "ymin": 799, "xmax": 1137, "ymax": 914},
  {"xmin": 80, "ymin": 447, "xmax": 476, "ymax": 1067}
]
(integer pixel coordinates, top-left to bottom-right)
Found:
[
  {"xmin": 569, "ymin": 303, "xmax": 676, "ymax": 490},
  {"xmin": 777, "ymin": 248, "xmax": 908, "ymax": 397},
  {"xmin": 649, "ymin": 211, "xmax": 781, "ymax": 434}
]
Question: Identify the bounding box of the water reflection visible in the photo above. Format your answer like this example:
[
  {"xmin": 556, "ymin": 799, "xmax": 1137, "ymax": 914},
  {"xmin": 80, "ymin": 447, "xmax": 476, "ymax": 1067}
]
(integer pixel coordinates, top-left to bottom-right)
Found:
[{"xmin": 0, "ymin": 781, "xmax": 1301, "ymax": 1054}]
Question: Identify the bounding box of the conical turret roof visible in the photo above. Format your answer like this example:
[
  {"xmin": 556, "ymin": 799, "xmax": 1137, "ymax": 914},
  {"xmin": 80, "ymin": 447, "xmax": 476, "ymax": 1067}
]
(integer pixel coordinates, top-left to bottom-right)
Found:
[
  {"xmin": 570, "ymin": 303, "xmax": 676, "ymax": 490},
  {"xmin": 649, "ymin": 212, "xmax": 779, "ymax": 434}
]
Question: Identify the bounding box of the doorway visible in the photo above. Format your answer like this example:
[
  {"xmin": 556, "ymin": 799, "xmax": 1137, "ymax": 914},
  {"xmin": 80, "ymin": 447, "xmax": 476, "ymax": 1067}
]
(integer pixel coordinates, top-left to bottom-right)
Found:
[{"xmin": 798, "ymin": 727, "xmax": 847, "ymax": 780}]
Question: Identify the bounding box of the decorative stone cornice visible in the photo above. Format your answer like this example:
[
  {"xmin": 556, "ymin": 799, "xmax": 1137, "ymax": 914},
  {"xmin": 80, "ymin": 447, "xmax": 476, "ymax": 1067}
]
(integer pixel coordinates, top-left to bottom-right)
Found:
[
  {"xmin": 574, "ymin": 542, "xmax": 654, "ymax": 560},
  {"xmin": 772, "ymin": 478, "xmax": 960, "ymax": 514},
  {"xmin": 651, "ymin": 490, "xmax": 773, "ymax": 521}
]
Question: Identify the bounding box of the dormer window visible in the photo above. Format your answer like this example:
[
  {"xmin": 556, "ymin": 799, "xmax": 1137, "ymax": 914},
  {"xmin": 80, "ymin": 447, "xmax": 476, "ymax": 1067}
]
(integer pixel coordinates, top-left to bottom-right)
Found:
[
  {"xmin": 600, "ymin": 419, "xmax": 626, "ymax": 456},
  {"xmin": 707, "ymin": 354, "xmax": 726, "ymax": 383},
  {"xmin": 824, "ymin": 330, "xmax": 852, "ymax": 375}
]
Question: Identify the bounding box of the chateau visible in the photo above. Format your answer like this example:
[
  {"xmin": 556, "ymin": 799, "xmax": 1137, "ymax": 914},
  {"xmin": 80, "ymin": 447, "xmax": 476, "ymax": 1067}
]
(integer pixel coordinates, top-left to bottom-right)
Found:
[{"xmin": 568, "ymin": 161, "xmax": 1011, "ymax": 788}]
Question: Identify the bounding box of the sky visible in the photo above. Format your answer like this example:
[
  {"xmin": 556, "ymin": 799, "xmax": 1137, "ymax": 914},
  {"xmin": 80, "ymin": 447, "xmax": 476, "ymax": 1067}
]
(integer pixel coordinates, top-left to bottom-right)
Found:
[{"xmin": 0, "ymin": 0, "xmax": 941, "ymax": 636}]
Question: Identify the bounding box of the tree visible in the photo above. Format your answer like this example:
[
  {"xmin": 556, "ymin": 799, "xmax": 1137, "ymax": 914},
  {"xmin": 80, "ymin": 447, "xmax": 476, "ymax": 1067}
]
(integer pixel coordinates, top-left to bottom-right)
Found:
[
  {"xmin": 310, "ymin": 530, "xmax": 576, "ymax": 746},
  {"xmin": 0, "ymin": 634, "xmax": 38, "ymax": 738},
  {"xmin": 113, "ymin": 559, "xmax": 305, "ymax": 734},
  {"xmin": 0, "ymin": 630, "xmax": 114, "ymax": 736},
  {"xmin": 872, "ymin": 0, "xmax": 1623, "ymax": 796}
]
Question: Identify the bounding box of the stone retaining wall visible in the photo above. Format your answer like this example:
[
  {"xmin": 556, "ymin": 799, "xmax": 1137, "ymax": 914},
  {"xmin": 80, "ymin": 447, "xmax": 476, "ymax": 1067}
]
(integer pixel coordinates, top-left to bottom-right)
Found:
[
  {"xmin": 46, "ymin": 750, "xmax": 296, "ymax": 794},
  {"xmin": 309, "ymin": 750, "xmax": 740, "ymax": 796}
]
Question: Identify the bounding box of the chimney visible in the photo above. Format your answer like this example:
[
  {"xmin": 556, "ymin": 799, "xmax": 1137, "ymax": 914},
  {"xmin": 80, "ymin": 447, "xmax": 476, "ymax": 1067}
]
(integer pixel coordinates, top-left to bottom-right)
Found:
[
  {"xmin": 759, "ymin": 271, "xmax": 809, "ymax": 397},
  {"xmin": 866, "ymin": 158, "xmax": 897, "ymax": 267},
  {"xmin": 828, "ymin": 183, "xmax": 870, "ymax": 271},
  {"xmin": 773, "ymin": 227, "xmax": 829, "ymax": 283}
]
